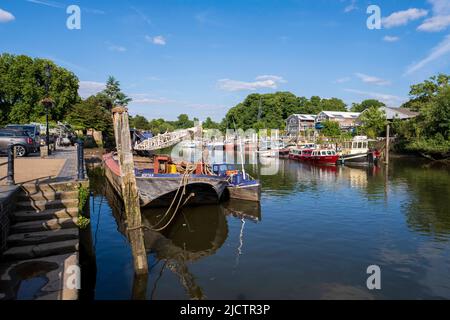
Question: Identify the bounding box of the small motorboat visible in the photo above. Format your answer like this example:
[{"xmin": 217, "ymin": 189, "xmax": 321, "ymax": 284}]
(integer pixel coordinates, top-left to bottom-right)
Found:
[
  {"xmin": 212, "ymin": 164, "xmax": 261, "ymax": 202},
  {"xmin": 339, "ymin": 136, "xmax": 380, "ymax": 166}
]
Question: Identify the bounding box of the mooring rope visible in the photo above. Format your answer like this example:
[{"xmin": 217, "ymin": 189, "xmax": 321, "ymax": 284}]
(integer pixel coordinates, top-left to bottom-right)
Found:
[{"xmin": 146, "ymin": 163, "xmax": 197, "ymax": 231}]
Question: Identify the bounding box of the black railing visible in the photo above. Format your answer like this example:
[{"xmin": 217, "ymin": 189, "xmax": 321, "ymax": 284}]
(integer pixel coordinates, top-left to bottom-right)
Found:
[
  {"xmin": 0, "ymin": 145, "xmax": 15, "ymax": 185},
  {"xmin": 77, "ymin": 140, "xmax": 86, "ymax": 181}
]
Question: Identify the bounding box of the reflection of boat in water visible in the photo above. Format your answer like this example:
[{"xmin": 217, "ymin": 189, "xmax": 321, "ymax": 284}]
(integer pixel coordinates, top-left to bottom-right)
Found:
[
  {"xmin": 223, "ymin": 200, "xmax": 261, "ymax": 222},
  {"xmin": 103, "ymin": 153, "xmax": 229, "ymax": 208},
  {"xmin": 102, "ymin": 179, "xmax": 261, "ymax": 299}
]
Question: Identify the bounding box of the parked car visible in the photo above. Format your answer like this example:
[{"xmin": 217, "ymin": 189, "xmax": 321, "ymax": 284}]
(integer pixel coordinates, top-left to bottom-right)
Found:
[
  {"xmin": 39, "ymin": 134, "xmax": 56, "ymax": 146},
  {"xmin": 0, "ymin": 129, "xmax": 35, "ymax": 157},
  {"xmin": 6, "ymin": 124, "xmax": 41, "ymax": 152}
]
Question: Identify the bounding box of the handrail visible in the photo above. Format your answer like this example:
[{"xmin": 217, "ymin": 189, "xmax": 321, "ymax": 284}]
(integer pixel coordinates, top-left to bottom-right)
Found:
[{"xmin": 0, "ymin": 145, "xmax": 15, "ymax": 185}]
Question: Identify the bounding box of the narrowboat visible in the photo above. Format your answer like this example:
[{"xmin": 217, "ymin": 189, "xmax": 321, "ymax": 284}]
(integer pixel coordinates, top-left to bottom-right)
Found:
[{"xmin": 103, "ymin": 153, "xmax": 229, "ymax": 208}]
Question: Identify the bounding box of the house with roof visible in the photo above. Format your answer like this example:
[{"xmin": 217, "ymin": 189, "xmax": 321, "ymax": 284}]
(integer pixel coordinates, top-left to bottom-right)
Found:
[
  {"xmin": 377, "ymin": 107, "xmax": 419, "ymax": 121},
  {"xmin": 315, "ymin": 111, "xmax": 361, "ymax": 131},
  {"xmin": 285, "ymin": 114, "xmax": 316, "ymax": 135}
]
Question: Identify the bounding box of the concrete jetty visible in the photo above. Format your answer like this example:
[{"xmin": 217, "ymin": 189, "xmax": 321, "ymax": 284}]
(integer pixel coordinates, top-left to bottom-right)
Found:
[{"xmin": 0, "ymin": 146, "xmax": 88, "ymax": 300}]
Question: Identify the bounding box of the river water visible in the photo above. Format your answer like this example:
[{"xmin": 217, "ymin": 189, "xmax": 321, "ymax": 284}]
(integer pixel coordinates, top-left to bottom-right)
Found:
[{"xmin": 87, "ymin": 151, "xmax": 450, "ymax": 299}]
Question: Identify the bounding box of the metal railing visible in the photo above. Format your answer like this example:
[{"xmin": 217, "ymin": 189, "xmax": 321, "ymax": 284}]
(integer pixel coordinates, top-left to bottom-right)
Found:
[{"xmin": 0, "ymin": 145, "xmax": 15, "ymax": 185}]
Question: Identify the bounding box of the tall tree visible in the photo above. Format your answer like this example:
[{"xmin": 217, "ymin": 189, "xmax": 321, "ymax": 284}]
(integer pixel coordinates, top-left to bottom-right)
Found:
[
  {"xmin": 0, "ymin": 54, "xmax": 79, "ymax": 125},
  {"xmin": 351, "ymin": 99, "xmax": 385, "ymax": 112},
  {"xmin": 358, "ymin": 107, "xmax": 387, "ymax": 138},
  {"xmin": 102, "ymin": 76, "xmax": 132, "ymax": 107}
]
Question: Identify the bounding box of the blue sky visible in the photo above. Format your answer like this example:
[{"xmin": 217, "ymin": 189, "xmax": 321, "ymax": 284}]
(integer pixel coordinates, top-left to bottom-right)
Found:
[{"xmin": 1, "ymin": 0, "xmax": 450, "ymax": 121}]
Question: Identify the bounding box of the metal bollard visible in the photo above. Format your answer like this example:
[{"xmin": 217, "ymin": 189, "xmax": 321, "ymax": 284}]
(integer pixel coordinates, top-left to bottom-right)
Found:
[
  {"xmin": 6, "ymin": 144, "xmax": 15, "ymax": 185},
  {"xmin": 77, "ymin": 140, "xmax": 86, "ymax": 180}
]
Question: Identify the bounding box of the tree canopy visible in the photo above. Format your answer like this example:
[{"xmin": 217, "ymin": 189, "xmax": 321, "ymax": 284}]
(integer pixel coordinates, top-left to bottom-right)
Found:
[
  {"xmin": 223, "ymin": 92, "xmax": 348, "ymax": 131},
  {"xmin": 0, "ymin": 53, "xmax": 79, "ymax": 125},
  {"xmin": 350, "ymin": 99, "xmax": 386, "ymax": 112},
  {"xmin": 103, "ymin": 76, "xmax": 132, "ymax": 107}
]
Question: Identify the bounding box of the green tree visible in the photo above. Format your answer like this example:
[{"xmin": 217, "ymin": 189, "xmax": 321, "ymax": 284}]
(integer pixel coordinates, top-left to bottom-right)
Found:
[
  {"xmin": 320, "ymin": 97, "xmax": 347, "ymax": 112},
  {"xmin": 175, "ymin": 114, "xmax": 194, "ymax": 129},
  {"xmin": 129, "ymin": 115, "xmax": 150, "ymax": 130},
  {"xmin": 0, "ymin": 54, "xmax": 79, "ymax": 125},
  {"xmin": 320, "ymin": 120, "xmax": 341, "ymax": 138},
  {"xmin": 350, "ymin": 99, "xmax": 385, "ymax": 112},
  {"xmin": 203, "ymin": 117, "xmax": 220, "ymax": 130},
  {"xmin": 358, "ymin": 107, "xmax": 387, "ymax": 138},
  {"xmin": 66, "ymin": 99, "xmax": 112, "ymax": 133},
  {"xmin": 102, "ymin": 76, "xmax": 132, "ymax": 106}
]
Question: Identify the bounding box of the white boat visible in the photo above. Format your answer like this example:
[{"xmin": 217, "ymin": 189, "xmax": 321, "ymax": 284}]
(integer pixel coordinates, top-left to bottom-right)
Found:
[{"xmin": 339, "ymin": 136, "xmax": 380, "ymax": 166}]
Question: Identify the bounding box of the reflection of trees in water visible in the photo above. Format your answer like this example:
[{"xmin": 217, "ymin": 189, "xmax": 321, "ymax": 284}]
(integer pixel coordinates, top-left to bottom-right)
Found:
[{"xmin": 390, "ymin": 160, "xmax": 450, "ymax": 237}]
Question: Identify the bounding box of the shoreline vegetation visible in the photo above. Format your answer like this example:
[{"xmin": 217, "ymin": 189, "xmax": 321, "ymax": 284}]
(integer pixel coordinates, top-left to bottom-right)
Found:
[{"xmin": 0, "ymin": 53, "xmax": 449, "ymax": 161}]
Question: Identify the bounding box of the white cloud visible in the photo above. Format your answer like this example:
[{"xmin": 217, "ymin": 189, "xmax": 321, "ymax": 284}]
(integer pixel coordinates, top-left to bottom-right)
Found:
[
  {"xmin": 146, "ymin": 35, "xmax": 166, "ymax": 46},
  {"xmin": 405, "ymin": 34, "xmax": 450, "ymax": 75},
  {"xmin": 345, "ymin": 89, "xmax": 405, "ymax": 107},
  {"xmin": 108, "ymin": 45, "xmax": 127, "ymax": 52},
  {"xmin": 130, "ymin": 6, "xmax": 151, "ymax": 25},
  {"xmin": 217, "ymin": 75, "xmax": 287, "ymax": 91},
  {"xmin": 0, "ymin": 8, "xmax": 15, "ymax": 23},
  {"xmin": 418, "ymin": 15, "xmax": 450, "ymax": 31},
  {"xmin": 417, "ymin": 1, "xmax": 450, "ymax": 32},
  {"xmin": 130, "ymin": 94, "xmax": 174, "ymax": 105},
  {"xmin": 334, "ymin": 77, "xmax": 351, "ymax": 84},
  {"xmin": 383, "ymin": 35, "xmax": 400, "ymax": 42},
  {"xmin": 382, "ymin": 8, "xmax": 428, "ymax": 28},
  {"xmin": 78, "ymin": 81, "xmax": 105, "ymax": 98},
  {"xmin": 26, "ymin": 0, "xmax": 64, "ymax": 9},
  {"xmin": 355, "ymin": 73, "xmax": 391, "ymax": 86},
  {"xmin": 255, "ymin": 75, "xmax": 287, "ymax": 83},
  {"xmin": 344, "ymin": 0, "xmax": 357, "ymax": 13}
]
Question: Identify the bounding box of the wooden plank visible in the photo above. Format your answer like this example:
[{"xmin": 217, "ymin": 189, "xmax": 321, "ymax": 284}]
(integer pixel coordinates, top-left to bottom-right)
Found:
[{"xmin": 112, "ymin": 107, "xmax": 148, "ymax": 275}]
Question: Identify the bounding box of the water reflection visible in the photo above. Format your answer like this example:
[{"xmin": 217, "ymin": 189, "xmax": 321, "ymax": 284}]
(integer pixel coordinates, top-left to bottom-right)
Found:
[
  {"xmin": 101, "ymin": 178, "xmax": 261, "ymax": 299},
  {"xmin": 89, "ymin": 155, "xmax": 450, "ymax": 299}
]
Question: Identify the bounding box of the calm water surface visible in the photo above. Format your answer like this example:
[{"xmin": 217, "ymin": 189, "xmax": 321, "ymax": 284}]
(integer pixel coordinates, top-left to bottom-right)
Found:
[{"xmin": 88, "ymin": 152, "xmax": 450, "ymax": 300}]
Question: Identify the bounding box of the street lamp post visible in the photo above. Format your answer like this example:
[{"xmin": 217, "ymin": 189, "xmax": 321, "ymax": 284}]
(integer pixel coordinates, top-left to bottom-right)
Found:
[{"xmin": 44, "ymin": 64, "xmax": 52, "ymax": 147}]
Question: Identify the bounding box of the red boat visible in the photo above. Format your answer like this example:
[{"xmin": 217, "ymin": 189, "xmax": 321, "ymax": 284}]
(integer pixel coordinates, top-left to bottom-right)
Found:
[
  {"xmin": 310, "ymin": 149, "xmax": 339, "ymax": 165},
  {"xmin": 299, "ymin": 149, "xmax": 313, "ymax": 162}
]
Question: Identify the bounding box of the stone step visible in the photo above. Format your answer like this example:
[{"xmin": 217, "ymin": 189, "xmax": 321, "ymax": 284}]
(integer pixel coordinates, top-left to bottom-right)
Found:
[
  {"xmin": 18, "ymin": 191, "xmax": 78, "ymax": 202},
  {"xmin": 1, "ymin": 240, "xmax": 78, "ymax": 261},
  {"xmin": 11, "ymin": 207, "xmax": 79, "ymax": 222},
  {"xmin": 15, "ymin": 199, "xmax": 79, "ymax": 212},
  {"xmin": 7, "ymin": 228, "xmax": 79, "ymax": 247},
  {"xmin": 9, "ymin": 217, "xmax": 78, "ymax": 234},
  {"xmin": 21, "ymin": 181, "xmax": 83, "ymax": 194}
]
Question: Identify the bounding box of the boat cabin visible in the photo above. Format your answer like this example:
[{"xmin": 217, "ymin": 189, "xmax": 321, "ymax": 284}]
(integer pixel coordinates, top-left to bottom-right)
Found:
[
  {"xmin": 340, "ymin": 136, "xmax": 373, "ymax": 155},
  {"xmin": 311, "ymin": 150, "xmax": 337, "ymax": 157}
]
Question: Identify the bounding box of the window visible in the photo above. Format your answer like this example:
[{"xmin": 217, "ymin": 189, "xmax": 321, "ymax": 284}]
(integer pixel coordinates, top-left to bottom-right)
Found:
[
  {"xmin": 321, "ymin": 151, "xmax": 327, "ymax": 156},
  {"xmin": 353, "ymin": 142, "xmax": 357, "ymax": 148},
  {"xmin": 358, "ymin": 142, "xmax": 362, "ymax": 148},
  {"xmin": 327, "ymin": 151, "xmax": 332, "ymax": 155}
]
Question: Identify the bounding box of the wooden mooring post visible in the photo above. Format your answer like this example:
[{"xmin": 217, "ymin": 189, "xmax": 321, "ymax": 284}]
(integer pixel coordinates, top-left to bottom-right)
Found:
[
  {"xmin": 112, "ymin": 106, "xmax": 148, "ymax": 275},
  {"xmin": 385, "ymin": 123, "xmax": 390, "ymax": 166}
]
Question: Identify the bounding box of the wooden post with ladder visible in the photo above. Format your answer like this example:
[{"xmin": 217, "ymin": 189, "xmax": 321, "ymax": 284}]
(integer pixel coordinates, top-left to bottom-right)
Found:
[{"xmin": 112, "ymin": 106, "xmax": 148, "ymax": 275}]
